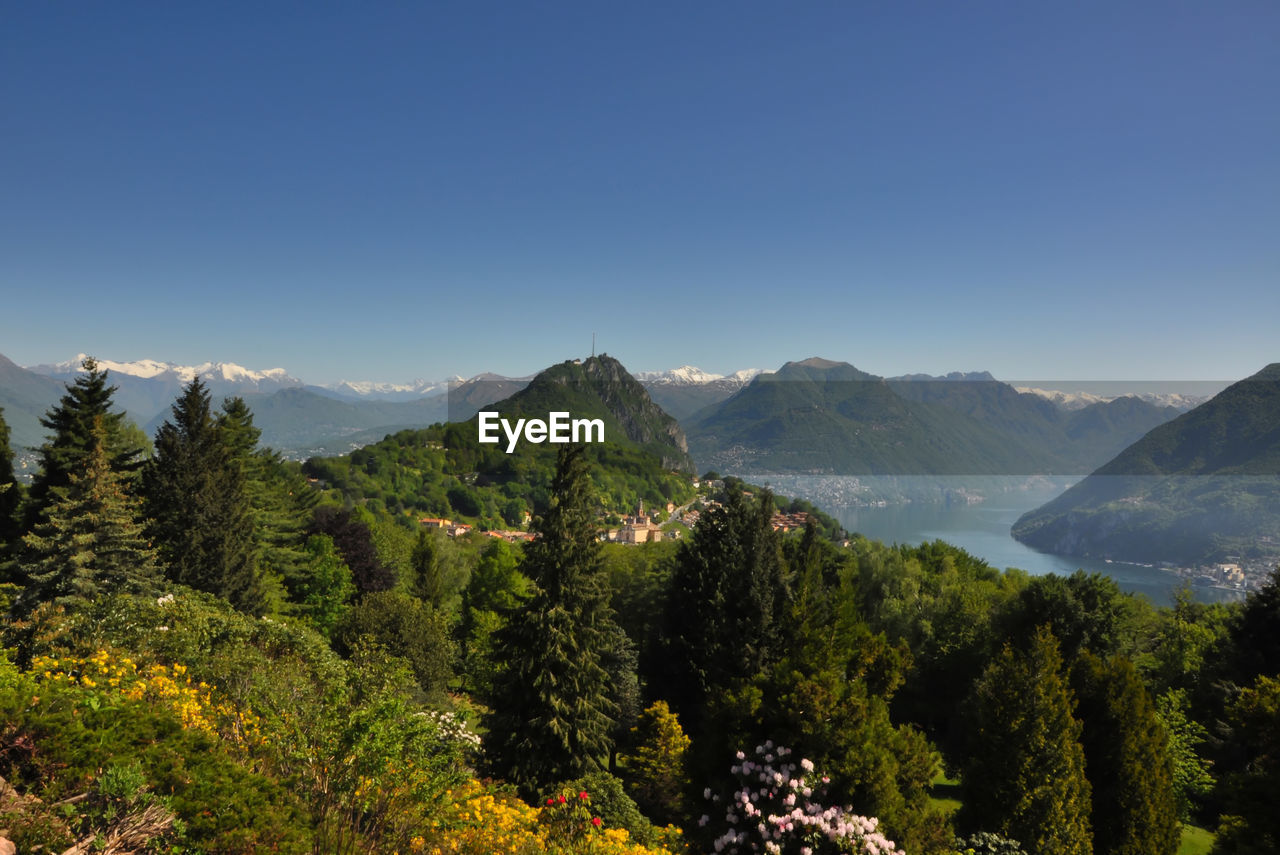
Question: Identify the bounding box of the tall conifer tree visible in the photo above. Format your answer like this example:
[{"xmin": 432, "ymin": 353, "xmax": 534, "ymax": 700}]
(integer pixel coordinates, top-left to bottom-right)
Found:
[
  {"xmin": 143, "ymin": 379, "xmax": 263, "ymax": 614},
  {"xmin": 658, "ymin": 483, "xmax": 787, "ymax": 739},
  {"xmin": 26, "ymin": 357, "xmax": 144, "ymax": 530},
  {"xmin": 0, "ymin": 406, "xmax": 22, "ymax": 564},
  {"xmin": 960, "ymin": 625, "xmax": 1093, "ymax": 855},
  {"xmin": 1073, "ymin": 652, "xmax": 1179, "ymax": 855},
  {"xmin": 19, "ymin": 417, "xmax": 159, "ymax": 611},
  {"xmin": 484, "ymin": 444, "xmax": 617, "ymax": 797},
  {"xmin": 217, "ymin": 396, "xmax": 312, "ymax": 597}
]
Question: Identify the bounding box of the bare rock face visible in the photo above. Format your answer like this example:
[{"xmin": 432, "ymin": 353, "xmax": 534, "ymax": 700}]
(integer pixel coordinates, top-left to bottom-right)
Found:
[{"xmin": 0, "ymin": 837, "xmax": 14, "ymax": 855}]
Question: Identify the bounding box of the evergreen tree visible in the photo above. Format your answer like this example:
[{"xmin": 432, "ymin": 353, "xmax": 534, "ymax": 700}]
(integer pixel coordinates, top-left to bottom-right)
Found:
[
  {"xmin": 1212, "ymin": 676, "xmax": 1280, "ymax": 854},
  {"xmin": 620, "ymin": 700, "xmax": 690, "ymax": 828},
  {"xmin": 217, "ymin": 397, "xmax": 314, "ymax": 600},
  {"xmin": 0, "ymin": 405, "xmax": 22, "ymax": 565},
  {"xmin": 960, "ymin": 625, "xmax": 1093, "ymax": 855},
  {"xmin": 409, "ymin": 528, "xmax": 442, "ymax": 606},
  {"xmin": 25, "ymin": 357, "xmax": 145, "ymax": 529},
  {"xmin": 18, "ymin": 417, "xmax": 160, "ymax": 611},
  {"xmin": 1224, "ymin": 567, "xmax": 1280, "ymax": 686},
  {"xmin": 142, "ymin": 379, "xmax": 263, "ymax": 614},
  {"xmin": 298, "ymin": 533, "xmax": 355, "ymax": 637},
  {"xmin": 707, "ymin": 556, "xmax": 951, "ymax": 854},
  {"xmin": 657, "ymin": 483, "xmax": 787, "ymax": 740},
  {"xmin": 483, "ymin": 445, "xmax": 618, "ymax": 797},
  {"xmin": 1072, "ymin": 652, "xmax": 1179, "ymax": 855},
  {"xmin": 456, "ymin": 537, "xmax": 529, "ymax": 698}
]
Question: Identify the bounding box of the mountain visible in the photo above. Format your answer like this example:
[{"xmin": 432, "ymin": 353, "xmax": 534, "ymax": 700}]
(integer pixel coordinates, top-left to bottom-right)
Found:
[
  {"xmin": 303, "ymin": 354, "xmax": 696, "ymax": 527},
  {"xmin": 445, "ymin": 373, "xmax": 533, "ymax": 422},
  {"xmin": 471, "ymin": 354, "xmax": 694, "ymax": 473},
  {"xmin": 685, "ymin": 358, "xmax": 1055, "ymax": 475},
  {"xmin": 887, "ymin": 372, "xmax": 1181, "ymax": 472},
  {"xmin": 27, "ymin": 354, "xmax": 300, "ymax": 386},
  {"xmin": 141, "ymin": 387, "xmax": 451, "ymax": 457},
  {"xmin": 635, "ymin": 365, "xmax": 766, "ymax": 420},
  {"xmin": 18, "ymin": 355, "xmax": 496, "ymax": 458},
  {"xmin": 684, "ymin": 358, "xmax": 1186, "ymax": 477},
  {"xmin": 315, "ymin": 378, "xmax": 456, "ymax": 402},
  {"xmin": 26, "ymin": 355, "xmax": 307, "ymax": 435},
  {"xmin": 1016, "ymin": 386, "xmax": 1210, "ymax": 412},
  {"xmin": 0, "ymin": 354, "xmax": 67, "ymax": 451},
  {"xmin": 1012, "ymin": 364, "xmax": 1280, "ymax": 565}
]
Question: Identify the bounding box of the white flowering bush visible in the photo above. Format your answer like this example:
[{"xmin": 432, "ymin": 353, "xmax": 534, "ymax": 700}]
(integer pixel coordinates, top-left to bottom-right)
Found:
[
  {"xmin": 700, "ymin": 741, "xmax": 904, "ymax": 855},
  {"xmin": 419, "ymin": 709, "xmax": 482, "ymax": 761}
]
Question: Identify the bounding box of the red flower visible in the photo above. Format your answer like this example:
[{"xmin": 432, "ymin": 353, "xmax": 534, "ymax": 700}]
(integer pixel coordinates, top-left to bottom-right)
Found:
[
  {"xmin": 579, "ymin": 791, "xmax": 590, "ymax": 801},
  {"xmin": 592, "ymin": 816, "xmax": 602, "ymax": 827},
  {"xmin": 546, "ymin": 797, "xmax": 555, "ymax": 806},
  {"xmin": 557, "ymin": 794, "xmax": 567, "ymax": 804}
]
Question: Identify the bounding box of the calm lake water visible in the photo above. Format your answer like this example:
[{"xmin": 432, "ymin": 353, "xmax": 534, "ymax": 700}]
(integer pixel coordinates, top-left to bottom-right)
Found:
[{"xmin": 760, "ymin": 476, "xmax": 1242, "ymax": 607}]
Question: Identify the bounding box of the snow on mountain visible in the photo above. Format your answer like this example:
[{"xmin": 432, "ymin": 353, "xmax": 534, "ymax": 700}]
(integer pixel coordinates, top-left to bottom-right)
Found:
[
  {"xmin": 635, "ymin": 365, "xmax": 767, "ymax": 386},
  {"xmin": 321, "ymin": 378, "xmax": 457, "ymax": 400},
  {"xmin": 1016, "ymin": 386, "xmax": 1208, "ymax": 412},
  {"xmin": 27, "ymin": 354, "xmax": 301, "ymax": 387}
]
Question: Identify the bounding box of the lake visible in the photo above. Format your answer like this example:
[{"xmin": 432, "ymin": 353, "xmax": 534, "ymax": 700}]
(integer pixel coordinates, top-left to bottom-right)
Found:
[{"xmin": 756, "ymin": 476, "xmax": 1242, "ymax": 606}]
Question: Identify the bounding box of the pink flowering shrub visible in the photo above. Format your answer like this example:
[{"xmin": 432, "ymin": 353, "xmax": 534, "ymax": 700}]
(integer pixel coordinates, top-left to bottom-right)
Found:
[{"xmin": 699, "ymin": 741, "xmax": 905, "ymax": 855}]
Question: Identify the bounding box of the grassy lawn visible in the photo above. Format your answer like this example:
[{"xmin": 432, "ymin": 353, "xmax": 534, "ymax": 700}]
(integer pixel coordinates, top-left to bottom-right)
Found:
[
  {"xmin": 1178, "ymin": 823, "xmax": 1214, "ymax": 855},
  {"xmin": 929, "ymin": 771, "xmax": 962, "ymax": 816}
]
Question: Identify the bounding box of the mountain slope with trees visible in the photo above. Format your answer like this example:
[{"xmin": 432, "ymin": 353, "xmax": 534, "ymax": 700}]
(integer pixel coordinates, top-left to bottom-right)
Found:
[
  {"xmin": 1012, "ymin": 363, "xmax": 1280, "ymax": 565},
  {"xmin": 685, "ymin": 358, "xmax": 1181, "ymax": 476}
]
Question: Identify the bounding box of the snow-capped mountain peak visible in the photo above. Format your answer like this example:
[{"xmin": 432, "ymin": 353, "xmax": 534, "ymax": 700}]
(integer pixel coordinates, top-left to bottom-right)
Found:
[
  {"xmin": 27, "ymin": 354, "xmax": 301, "ymax": 387},
  {"xmin": 321, "ymin": 378, "xmax": 454, "ymax": 399},
  {"xmin": 634, "ymin": 365, "xmax": 767, "ymax": 386}
]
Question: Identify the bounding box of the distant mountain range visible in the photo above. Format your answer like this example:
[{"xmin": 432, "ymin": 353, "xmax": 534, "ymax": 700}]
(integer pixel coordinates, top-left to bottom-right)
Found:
[
  {"xmin": 1012, "ymin": 363, "xmax": 1280, "ymax": 565},
  {"xmin": 1, "ymin": 352, "xmax": 1204, "ymax": 468},
  {"xmin": 683, "ymin": 357, "xmax": 1184, "ymax": 476},
  {"xmin": 634, "ymin": 365, "xmax": 767, "ymax": 420}
]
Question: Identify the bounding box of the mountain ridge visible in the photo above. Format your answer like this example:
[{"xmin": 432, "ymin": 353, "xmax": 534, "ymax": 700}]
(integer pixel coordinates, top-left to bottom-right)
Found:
[{"xmin": 1011, "ymin": 363, "xmax": 1280, "ymax": 565}]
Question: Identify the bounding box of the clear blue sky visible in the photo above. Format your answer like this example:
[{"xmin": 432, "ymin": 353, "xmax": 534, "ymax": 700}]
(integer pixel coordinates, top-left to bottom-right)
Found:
[{"xmin": 3, "ymin": 2, "xmax": 1277, "ymax": 385}]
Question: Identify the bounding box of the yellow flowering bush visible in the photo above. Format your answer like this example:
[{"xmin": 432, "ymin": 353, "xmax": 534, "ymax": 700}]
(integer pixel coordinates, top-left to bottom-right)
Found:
[
  {"xmin": 30, "ymin": 648, "xmax": 261, "ymax": 748},
  {"xmin": 421, "ymin": 780, "xmax": 684, "ymax": 855}
]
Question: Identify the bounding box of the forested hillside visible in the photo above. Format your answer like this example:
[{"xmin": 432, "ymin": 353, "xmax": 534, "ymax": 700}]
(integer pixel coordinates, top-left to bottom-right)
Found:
[
  {"xmin": 1, "ymin": 361, "xmax": 1277, "ymax": 854},
  {"xmin": 686, "ymin": 358, "xmax": 1181, "ymax": 476},
  {"xmin": 1014, "ymin": 363, "xmax": 1280, "ymax": 565}
]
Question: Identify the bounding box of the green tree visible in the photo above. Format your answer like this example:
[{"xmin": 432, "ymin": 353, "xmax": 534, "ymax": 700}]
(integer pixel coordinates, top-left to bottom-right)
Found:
[
  {"xmin": 711, "ymin": 558, "xmax": 950, "ymax": 854},
  {"xmin": 218, "ymin": 397, "xmax": 314, "ymax": 601},
  {"xmin": 142, "ymin": 378, "xmax": 263, "ymax": 614},
  {"xmin": 960, "ymin": 626, "xmax": 1092, "ymax": 855},
  {"xmin": 25, "ymin": 357, "xmax": 145, "ymax": 530},
  {"xmin": 1155, "ymin": 689, "xmax": 1214, "ymax": 822},
  {"xmin": 620, "ymin": 700, "xmax": 690, "ymax": 827},
  {"xmin": 657, "ymin": 483, "xmax": 787, "ymax": 740},
  {"xmin": 483, "ymin": 445, "xmax": 618, "ymax": 797},
  {"xmin": 1211, "ymin": 676, "xmax": 1280, "ymax": 854},
  {"xmin": 18, "ymin": 417, "xmax": 160, "ymax": 611},
  {"xmin": 1072, "ymin": 652, "xmax": 1179, "ymax": 855},
  {"xmin": 309, "ymin": 505, "xmax": 395, "ymax": 594},
  {"xmin": 409, "ymin": 528, "xmax": 442, "ymax": 606},
  {"xmin": 335, "ymin": 590, "xmax": 454, "ymax": 700},
  {"xmin": 456, "ymin": 537, "xmax": 529, "ymax": 697},
  {"xmin": 298, "ymin": 534, "xmax": 355, "ymax": 638},
  {"xmin": 996, "ymin": 570, "xmax": 1143, "ymax": 662},
  {"xmin": 0, "ymin": 405, "xmax": 22, "ymax": 565},
  {"xmin": 1223, "ymin": 567, "xmax": 1280, "ymax": 686}
]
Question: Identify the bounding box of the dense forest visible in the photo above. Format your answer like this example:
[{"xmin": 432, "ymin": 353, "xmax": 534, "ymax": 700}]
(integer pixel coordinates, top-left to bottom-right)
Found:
[{"xmin": 1, "ymin": 360, "xmax": 1277, "ymax": 854}]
